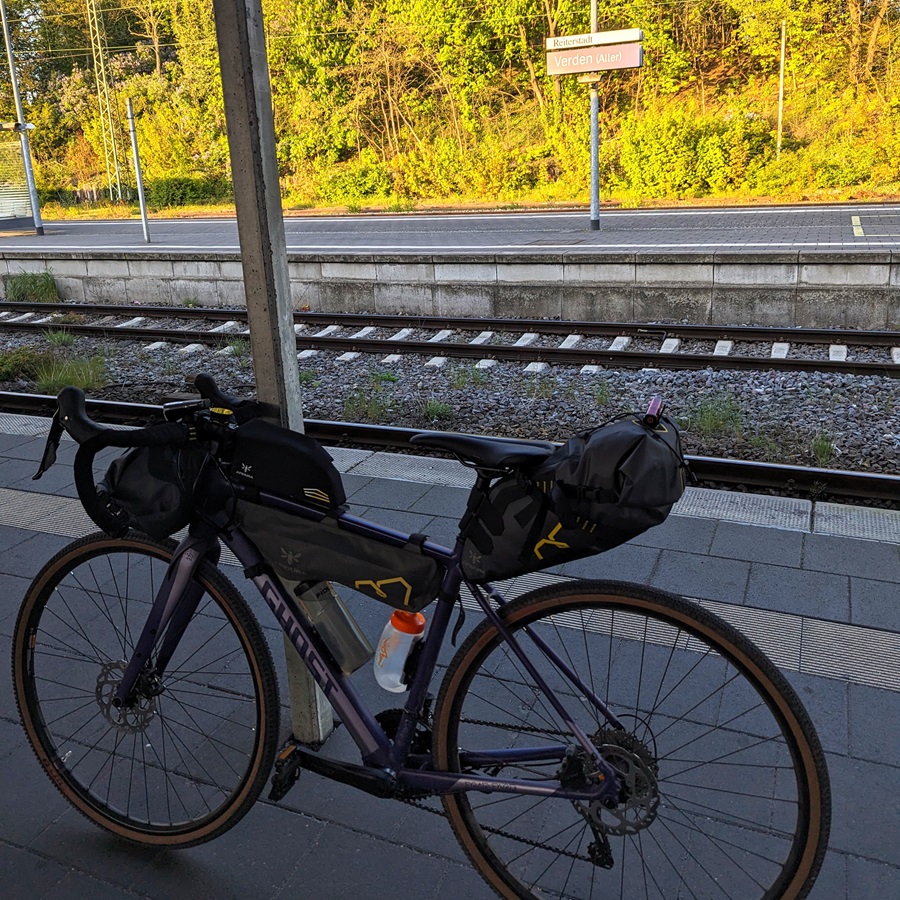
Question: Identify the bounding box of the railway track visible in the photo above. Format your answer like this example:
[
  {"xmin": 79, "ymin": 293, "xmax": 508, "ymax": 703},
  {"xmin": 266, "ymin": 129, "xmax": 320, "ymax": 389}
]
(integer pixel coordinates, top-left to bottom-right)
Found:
[
  {"xmin": 1, "ymin": 302, "xmax": 898, "ymax": 376},
  {"xmin": 1, "ymin": 390, "xmax": 896, "ymax": 503}
]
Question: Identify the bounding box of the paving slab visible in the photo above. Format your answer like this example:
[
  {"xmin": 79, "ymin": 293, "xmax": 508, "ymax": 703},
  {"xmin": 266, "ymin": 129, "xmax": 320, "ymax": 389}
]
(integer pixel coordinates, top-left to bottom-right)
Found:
[
  {"xmin": 746, "ymin": 562, "xmax": 850, "ymax": 620},
  {"xmin": 803, "ymin": 531, "xmax": 900, "ymax": 582}
]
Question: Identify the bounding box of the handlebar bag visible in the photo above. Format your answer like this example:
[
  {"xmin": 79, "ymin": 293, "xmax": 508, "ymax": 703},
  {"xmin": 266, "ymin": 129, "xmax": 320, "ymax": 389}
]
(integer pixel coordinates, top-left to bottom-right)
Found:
[
  {"xmin": 461, "ymin": 414, "xmax": 688, "ymax": 582},
  {"xmin": 98, "ymin": 441, "xmax": 209, "ymax": 539}
]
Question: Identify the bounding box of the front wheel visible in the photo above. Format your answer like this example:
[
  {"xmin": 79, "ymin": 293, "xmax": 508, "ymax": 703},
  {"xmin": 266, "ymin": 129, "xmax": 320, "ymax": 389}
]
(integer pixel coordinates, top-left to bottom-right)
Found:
[
  {"xmin": 434, "ymin": 580, "xmax": 830, "ymax": 899},
  {"xmin": 13, "ymin": 532, "xmax": 280, "ymax": 848}
]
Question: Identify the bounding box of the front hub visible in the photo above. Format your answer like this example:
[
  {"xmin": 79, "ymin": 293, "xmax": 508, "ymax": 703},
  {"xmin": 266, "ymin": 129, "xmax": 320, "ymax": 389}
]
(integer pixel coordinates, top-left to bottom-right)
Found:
[{"xmin": 96, "ymin": 661, "xmax": 158, "ymax": 733}]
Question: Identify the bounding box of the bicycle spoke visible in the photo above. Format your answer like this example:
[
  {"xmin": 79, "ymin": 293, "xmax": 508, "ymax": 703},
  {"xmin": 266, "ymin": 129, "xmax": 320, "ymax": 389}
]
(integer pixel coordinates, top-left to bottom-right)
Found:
[
  {"xmin": 436, "ymin": 584, "xmax": 827, "ymax": 900},
  {"xmin": 17, "ymin": 536, "xmax": 277, "ymax": 842}
]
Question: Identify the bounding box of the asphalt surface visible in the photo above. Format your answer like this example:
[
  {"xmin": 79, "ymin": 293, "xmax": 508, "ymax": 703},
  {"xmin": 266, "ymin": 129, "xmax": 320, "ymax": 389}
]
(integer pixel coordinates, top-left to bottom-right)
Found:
[{"xmin": 3, "ymin": 204, "xmax": 900, "ymax": 254}]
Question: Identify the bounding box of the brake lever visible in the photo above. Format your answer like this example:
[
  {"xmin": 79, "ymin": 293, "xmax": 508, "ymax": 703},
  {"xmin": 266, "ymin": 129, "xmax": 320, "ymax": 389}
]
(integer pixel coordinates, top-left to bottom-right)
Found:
[{"xmin": 33, "ymin": 409, "xmax": 65, "ymax": 480}]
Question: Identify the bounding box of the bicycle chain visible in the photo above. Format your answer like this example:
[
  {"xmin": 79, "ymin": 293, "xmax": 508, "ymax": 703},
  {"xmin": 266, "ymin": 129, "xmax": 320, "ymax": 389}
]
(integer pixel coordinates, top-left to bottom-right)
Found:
[
  {"xmin": 459, "ymin": 717, "xmax": 571, "ymax": 738},
  {"xmin": 399, "ymin": 716, "xmax": 591, "ymax": 863},
  {"xmin": 399, "ymin": 794, "xmax": 592, "ymax": 863}
]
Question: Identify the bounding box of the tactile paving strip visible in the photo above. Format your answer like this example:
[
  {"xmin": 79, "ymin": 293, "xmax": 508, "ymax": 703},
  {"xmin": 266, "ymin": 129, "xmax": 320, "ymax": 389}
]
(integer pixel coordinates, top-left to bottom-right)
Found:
[
  {"xmin": 345, "ymin": 450, "xmax": 474, "ymax": 488},
  {"xmin": 460, "ymin": 576, "xmax": 898, "ymax": 692},
  {"xmin": 2, "ymin": 414, "xmax": 897, "ymax": 541},
  {"xmin": 814, "ymin": 502, "xmax": 900, "ymax": 543},
  {"xmin": 674, "ymin": 486, "xmax": 812, "ymax": 531}
]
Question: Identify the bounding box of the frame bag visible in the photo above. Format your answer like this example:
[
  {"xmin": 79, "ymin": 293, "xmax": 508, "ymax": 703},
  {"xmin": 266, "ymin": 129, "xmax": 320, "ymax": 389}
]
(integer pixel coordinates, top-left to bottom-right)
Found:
[
  {"xmin": 461, "ymin": 413, "xmax": 688, "ymax": 582},
  {"xmin": 238, "ymin": 502, "xmax": 442, "ymax": 613}
]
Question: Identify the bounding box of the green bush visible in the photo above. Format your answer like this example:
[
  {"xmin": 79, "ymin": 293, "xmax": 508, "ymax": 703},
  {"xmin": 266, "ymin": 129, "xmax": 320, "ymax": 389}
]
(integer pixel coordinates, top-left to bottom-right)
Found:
[
  {"xmin": 615, "ymin": 106, "xmax": 776, "ymax": 199},
  {"xmin": 317, "ymin": 149, "xmax": 392, "ymax": 203},
  {"xmin": 144, "ymin": 177, "xmax": 232, "ymax": 208}
]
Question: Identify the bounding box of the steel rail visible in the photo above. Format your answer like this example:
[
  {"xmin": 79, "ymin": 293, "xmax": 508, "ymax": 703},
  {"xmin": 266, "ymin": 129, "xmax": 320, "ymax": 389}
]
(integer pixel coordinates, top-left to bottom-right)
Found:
[
  {"xmin": 0, "ymin": 320, "xmax": 895, "ymax": 376},
  {"xmin": 1, "ymin": 391, "xmax": 897, "ymax": 502},
  {"xmin": 2, "ymin": 301, "xmax": 899, "ymax": 346}
]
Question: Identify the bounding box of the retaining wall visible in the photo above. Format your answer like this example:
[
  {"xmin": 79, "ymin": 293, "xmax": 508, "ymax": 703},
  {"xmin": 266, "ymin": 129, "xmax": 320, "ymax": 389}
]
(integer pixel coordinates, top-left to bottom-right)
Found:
[{"xmin": 1, "ymin": 250, "xmax": 898, "ymax": 329}]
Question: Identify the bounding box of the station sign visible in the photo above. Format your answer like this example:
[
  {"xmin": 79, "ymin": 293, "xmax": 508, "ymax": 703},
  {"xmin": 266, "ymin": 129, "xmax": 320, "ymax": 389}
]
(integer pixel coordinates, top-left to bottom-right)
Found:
[
  {"xmin": 545, "ymin": 28, "xmax": 642, "ymax": 52},
  {"xmin": 546, "ymin": 42, "xmax": 643, "ymax": 76}
]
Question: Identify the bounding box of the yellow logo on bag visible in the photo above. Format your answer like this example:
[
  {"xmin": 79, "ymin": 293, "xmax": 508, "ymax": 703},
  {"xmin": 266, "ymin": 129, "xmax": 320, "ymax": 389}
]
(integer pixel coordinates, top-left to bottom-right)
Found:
[
  {"xmin": 355, "ymin": 577, "xmax": 414, "ymax": 606},
  {"xmin": 303, "ymin": 488, "xmax": 331, "ymax": 504},
  {"xmin": 534, "ymin": 524, "xmax": 570, "ymax": 560}
]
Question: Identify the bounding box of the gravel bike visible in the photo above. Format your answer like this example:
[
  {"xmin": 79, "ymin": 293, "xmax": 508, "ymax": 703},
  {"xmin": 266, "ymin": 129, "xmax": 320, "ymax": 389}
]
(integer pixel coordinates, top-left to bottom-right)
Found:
[{"xmin": 12, "ymin": 374, "xmax": 830, "ymax": 899}]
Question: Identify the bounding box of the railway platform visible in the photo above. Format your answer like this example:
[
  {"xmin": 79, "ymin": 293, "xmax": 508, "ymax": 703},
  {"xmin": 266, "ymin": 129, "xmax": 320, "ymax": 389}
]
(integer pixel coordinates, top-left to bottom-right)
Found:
[{"xmin": 0, "ymin": 415, "xmax": 897, "ymax": 899}]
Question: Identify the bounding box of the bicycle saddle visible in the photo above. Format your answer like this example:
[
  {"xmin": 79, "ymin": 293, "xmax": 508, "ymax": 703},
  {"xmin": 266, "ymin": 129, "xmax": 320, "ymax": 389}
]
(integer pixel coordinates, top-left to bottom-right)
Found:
[{"xmin": 409, "ymin": 432, "xmax": 555, "ymax": 469}]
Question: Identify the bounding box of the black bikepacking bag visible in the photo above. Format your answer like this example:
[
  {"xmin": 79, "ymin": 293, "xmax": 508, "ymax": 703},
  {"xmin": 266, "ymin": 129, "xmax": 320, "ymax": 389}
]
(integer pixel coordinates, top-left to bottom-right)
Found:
[
  {"xmin": 238, "ymin": 502, "xmax": 443, "ymax": 613},
  {"xmin": 461, "ymin": 413, "xmax": 688, "ymax": 582},
  {"xmin": 98, "ymin": 440, "xmax": 210, "ymax": 539},
  {"xmin": 229, "ymin": 418, "xmax": 347, "ymax": 511}
]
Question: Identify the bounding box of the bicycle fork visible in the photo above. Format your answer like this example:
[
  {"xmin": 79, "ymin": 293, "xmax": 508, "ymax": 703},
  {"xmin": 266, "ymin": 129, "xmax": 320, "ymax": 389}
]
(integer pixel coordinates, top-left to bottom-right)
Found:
[{"xmin": 113, "ymin": 530, "xmax": 221, "ymax": 708}]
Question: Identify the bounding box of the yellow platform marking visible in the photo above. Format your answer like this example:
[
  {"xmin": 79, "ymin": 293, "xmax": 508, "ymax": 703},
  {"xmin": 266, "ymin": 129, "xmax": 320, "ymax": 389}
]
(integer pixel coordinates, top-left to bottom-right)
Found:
[{"xmin": 852, "ymin": 213, "xmax": 900, "ymax": 236}]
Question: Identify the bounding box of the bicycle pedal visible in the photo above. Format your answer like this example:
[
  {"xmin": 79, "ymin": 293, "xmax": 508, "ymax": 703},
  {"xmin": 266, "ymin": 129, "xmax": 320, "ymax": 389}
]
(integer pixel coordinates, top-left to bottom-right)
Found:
[{"xmin": 269, "ymin": 741, "xmax": 305, "ymax": 802}]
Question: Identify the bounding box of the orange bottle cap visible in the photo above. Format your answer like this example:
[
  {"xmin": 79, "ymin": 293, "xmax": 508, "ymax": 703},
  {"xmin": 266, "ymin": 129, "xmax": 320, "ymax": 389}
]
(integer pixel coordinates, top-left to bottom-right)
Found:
[{"xmin": 390, "ymin": 610, "xmax": 426, "ymax": 634}]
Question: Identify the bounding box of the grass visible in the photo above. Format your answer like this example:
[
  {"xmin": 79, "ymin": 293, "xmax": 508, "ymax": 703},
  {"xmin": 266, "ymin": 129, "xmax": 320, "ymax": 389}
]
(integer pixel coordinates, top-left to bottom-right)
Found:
[
  {"xmin": 386, "ymin": 195, "xmax": 416, "ymax": 213},
  {"xmin": 749, "ymin": 433, "xmax": 782, "ymax": 462},
  {"xmin": 34, "ymin": 356, "xmax": 107, "ymax": 393},
  {"xmin": 181, "ymin": 297, "xmax": 201, "ymax": 309},
  {"xmin": 688, "ymin": 392, "xmax": 742, "ymax": 438},
  {"xmin": 524, "ymin": 375, "xmax": 556, "ymax": 400},
  {"xmin": 298, "ymin": 368, "xmax": 320, "ymax": 384},
  {"xmin": 343, "ymin": 387, "xmax": 389, "ymax": 422},
  {"xmin": 421, "ymin": 398, "xmax": 454, "ymax": 422},
  {"xmin": 811, "ymin": 433, "xmax": 835, "ymax": 467},
  {"xmin": 592, "ymin": 378, "xmax": 611, "ymax": 406},
  {"xmin": 4, "ymin": 271, "xmax": 58, "ymax": 303},
  {"xmin": 226, "ymin": 337, "xmax": 250, "ymax": 357},
  {"xmin": 50, "ymin": 312, "xmax": 86, "ymax": 325},
  {"xmin": 44, "ymin": 328, "xmax": 76, "ymax": 348},
  {"xmin": 371, "ymin": 370, "xmax": 399, "ymax": 385},
  {"xmin": 450, "ymin": 365, "xmax": 489, "ymax": 389}
]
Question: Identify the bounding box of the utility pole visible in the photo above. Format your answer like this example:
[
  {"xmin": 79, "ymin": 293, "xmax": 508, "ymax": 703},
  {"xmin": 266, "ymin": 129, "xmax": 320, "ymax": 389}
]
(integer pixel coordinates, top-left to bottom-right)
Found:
[
  {"xmin": 589, "ymin": 0, "xmax": 600, "ymax": 230},
  {"xmin": 0, "ymin": 0, "xmax": 43, "ymax": 235},
  {"xmin": 85, "ymin": 0, "xmax": 125, "ymax": 201},
  {"xmin": 127, "ymin": 98, "xmax": 150, "ymax": 242},
  {"xmin": 777, "ymin": 20, "xmax": 786, "ymax": 158},
  {"xmin": 211, "ymin": 0, "xmax": 332, "ymax": 744}
]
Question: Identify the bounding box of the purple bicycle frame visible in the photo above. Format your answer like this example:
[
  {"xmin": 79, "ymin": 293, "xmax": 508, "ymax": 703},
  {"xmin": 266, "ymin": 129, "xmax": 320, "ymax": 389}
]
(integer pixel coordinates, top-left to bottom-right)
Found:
[{"xmin": 116, "ymin": 489, "xmax": 623, "ymax": 804}]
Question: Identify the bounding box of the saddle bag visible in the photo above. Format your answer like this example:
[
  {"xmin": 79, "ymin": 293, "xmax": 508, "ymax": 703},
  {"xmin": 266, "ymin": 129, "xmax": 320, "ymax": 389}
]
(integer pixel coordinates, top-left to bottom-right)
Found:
[{"xmin": 461, "ymin": 413, "xmax": 688, "ymax": 582}]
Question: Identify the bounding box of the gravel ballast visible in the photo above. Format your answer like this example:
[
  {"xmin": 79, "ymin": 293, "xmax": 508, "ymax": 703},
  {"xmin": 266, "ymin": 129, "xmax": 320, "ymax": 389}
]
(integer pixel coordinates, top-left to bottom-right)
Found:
[{"xmin": 2, "ymin": 331, "xmax": 897, "ymax": 482}]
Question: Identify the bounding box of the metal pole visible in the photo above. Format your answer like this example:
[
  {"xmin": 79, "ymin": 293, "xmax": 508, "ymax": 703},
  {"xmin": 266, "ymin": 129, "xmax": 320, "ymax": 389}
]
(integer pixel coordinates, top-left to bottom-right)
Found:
[
  {"xmin": 777, "ymin": 20, "xmax": 786, "ymax": 159},
  {"xmin": 589, "ymin": 0, "xmax": 599, "ymax": 230},
  {"xmin": 0, "ymin": 0, "xmax": 43, "ymax": 235},
  {"xmin": 211, "ymin": 0, "xmax": 332, "ymax": 744},
  {"xmin": 126, "ymin": 99, "xmax": 150, "ymax": 243}
]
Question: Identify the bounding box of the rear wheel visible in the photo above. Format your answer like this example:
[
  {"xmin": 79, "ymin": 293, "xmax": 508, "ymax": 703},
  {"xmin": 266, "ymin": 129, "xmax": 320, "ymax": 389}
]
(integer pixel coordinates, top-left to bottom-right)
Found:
[
  {"xmin": 13, "ymin": 532, "xmax": 280, "ymax": 847},
  {"xmin": 434, "ymin": 580, "xmax": 830, "ymax": 899}
]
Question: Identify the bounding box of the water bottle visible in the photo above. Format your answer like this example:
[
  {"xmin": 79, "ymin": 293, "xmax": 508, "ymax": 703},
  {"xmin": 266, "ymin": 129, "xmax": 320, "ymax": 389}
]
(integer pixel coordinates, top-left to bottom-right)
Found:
[
  {"xmin": 288, "ymin": 580, "xmax": 374, "ymax": 675},
  {"xmin": 373, "ymin": 610, "xmax": 426, "ymax": 692}
]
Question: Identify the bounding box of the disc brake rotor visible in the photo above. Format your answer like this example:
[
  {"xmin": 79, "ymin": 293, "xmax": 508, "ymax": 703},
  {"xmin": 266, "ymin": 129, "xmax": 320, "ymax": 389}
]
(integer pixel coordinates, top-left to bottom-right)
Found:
[{"xmin": 95, "ymin": 661, "xmax": 157, "ymax": 733}]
